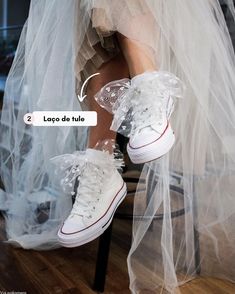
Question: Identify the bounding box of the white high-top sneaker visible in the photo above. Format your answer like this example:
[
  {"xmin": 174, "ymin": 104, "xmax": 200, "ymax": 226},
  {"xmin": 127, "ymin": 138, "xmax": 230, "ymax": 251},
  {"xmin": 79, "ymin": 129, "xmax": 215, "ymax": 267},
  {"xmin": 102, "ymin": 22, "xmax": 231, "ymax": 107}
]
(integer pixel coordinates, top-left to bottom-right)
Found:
[
  {"xmin": 126, "ymin": 71, "xmax": 180, "ymax": 164},
  {"xmin": 94, "ymin": 71, "xmax": 184, "ymax": 164},
  {"xmin": 57, "ymin": 148, "xmax": 127, "ymax": 247}
]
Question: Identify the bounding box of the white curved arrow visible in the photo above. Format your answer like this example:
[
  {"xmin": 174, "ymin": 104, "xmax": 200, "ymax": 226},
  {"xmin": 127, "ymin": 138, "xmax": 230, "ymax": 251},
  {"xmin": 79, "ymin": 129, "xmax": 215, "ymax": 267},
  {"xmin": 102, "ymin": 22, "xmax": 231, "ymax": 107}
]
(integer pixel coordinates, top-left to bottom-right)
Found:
[{"xmin": 77, "ymin": 72, "xmax": 100, "ymax": 102}]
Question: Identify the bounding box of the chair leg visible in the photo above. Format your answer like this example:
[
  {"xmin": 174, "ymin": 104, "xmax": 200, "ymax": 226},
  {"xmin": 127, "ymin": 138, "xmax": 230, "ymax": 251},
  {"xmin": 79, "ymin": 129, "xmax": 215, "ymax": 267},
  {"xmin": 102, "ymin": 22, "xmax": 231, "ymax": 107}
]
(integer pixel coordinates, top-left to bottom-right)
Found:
[
  {"xmin": 193, "ymin": 226, "xmax": 201, "ymax": 274},
  {"xmin": 193, "ymin": 176, "xmax": 201, "ymax": 275},
  {"xmin": 146, "ymin": 169, "xmax": 155, "ymax": 231},
  {"xmin": 93, "ymin": 220, "xmax": 114, "ymax": 292}
]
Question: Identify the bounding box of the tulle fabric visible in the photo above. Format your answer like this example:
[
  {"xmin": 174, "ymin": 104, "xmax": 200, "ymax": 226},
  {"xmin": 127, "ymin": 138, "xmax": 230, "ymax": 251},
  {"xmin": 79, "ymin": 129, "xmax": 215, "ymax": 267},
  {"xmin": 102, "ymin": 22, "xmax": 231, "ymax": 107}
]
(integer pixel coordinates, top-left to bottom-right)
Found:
[
  {"xmin": 0, "ymin": 0, "xmax": 89, "ymax": 249},
  {"xmin": 49, "ymin": 139, "xmax": 125, "ymax": 197},
  {"xmin": 0, "ymin": 0, "xmax": 235, "ymax": 293},
  {"xmin": 94, "ymin": 71, "xmax": 185, "ymax": 137}
]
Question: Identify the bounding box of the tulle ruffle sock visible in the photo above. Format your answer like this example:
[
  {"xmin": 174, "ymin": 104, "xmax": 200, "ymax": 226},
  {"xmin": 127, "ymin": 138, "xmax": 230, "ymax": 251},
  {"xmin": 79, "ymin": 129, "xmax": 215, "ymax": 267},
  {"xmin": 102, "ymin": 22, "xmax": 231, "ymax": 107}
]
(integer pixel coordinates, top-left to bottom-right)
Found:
[{"xmin": 94, "ymin": 71, "xmax": 184, "ymax": 138}]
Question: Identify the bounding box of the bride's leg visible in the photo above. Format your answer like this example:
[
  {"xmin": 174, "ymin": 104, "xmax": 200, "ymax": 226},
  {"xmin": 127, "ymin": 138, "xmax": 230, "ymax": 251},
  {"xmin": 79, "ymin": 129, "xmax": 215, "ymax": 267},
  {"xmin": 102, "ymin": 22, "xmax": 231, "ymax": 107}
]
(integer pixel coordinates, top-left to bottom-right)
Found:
[
  {"xmin": 58, "ymin": 51, "xmax": 129, "ymax": 247},
  {"xmin": 117, "ymin": 33, "xmax": 157, "ymax": 77},
  {"xmin": 110, "ymin": 33, "xmax": 179, "ymax": 164},
  {"xmin": 86, "ymin": 52, "xmax": 129, "ymax": 148}
]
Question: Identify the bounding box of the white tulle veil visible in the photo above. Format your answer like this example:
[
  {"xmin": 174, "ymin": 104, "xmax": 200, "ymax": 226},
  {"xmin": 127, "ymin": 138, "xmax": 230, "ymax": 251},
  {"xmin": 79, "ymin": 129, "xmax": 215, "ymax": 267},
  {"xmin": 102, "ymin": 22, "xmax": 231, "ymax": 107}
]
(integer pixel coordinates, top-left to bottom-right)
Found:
[{"xmin": 0, "ymin": 0, "xmax": 235, "ymax": 293}]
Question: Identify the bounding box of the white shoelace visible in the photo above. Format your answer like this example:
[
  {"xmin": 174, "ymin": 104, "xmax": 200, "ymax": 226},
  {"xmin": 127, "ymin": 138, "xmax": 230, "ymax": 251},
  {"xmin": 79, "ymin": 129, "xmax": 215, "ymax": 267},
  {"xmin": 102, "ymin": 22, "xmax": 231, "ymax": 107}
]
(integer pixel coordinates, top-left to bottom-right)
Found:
[
  {"xmin": 69, "ymin": 162, "xmax": 106, "ymax": 219},
  {"xmin": 50, "ymin": 149, "xmax": 125, "ymax": 219},
  {"xmin": 130, "ymin": 95, "xmax": 167, "ymax": 136}
]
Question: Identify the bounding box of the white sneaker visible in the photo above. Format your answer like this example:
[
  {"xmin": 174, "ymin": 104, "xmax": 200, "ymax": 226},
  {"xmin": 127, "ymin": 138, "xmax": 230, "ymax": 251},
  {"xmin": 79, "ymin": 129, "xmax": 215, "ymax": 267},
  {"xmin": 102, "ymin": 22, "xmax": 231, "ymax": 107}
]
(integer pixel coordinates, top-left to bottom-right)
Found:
[
  {"xmin": 57, "ymin": 148, "xmax": 127, "ymax": 247},
  {"xmin": 94, "ymin": 71, "xmax": 184, "ymax": 164},
  {"xmin": 127, "ymin": 72, "xmax": 177, "ymax": 164}
]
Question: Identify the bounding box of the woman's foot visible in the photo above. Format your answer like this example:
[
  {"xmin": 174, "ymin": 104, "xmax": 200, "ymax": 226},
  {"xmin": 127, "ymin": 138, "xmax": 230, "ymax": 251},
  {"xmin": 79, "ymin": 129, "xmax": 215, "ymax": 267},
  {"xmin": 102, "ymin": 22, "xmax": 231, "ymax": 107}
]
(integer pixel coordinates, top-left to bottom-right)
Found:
[
  {"xmin": 95, "ymin": 71, "xmax": 184, "ymax": 164},
  {"xmin": 56, "ymin": 148, "xmax": 127, "ymax": 247},
  {"xmin": 126, "ymin": 71, "xmax": 178, "ymax": 163}
]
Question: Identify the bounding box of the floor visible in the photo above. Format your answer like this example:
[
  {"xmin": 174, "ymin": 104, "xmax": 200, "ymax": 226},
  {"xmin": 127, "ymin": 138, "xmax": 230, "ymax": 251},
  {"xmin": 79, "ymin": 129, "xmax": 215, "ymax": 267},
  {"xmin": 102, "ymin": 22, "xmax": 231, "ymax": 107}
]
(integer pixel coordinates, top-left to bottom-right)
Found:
[{"xmin": 1, "ymin": 211, "xmax": 235, "ymax": 294}]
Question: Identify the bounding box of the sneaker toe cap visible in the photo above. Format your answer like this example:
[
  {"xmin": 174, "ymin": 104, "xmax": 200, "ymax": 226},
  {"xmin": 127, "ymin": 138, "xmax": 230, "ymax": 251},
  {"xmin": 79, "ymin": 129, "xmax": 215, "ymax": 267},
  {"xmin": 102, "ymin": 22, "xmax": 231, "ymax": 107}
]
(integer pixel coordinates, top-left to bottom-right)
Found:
[
  {"xmin": 129, "ymin": 126, "xmax": 165, "ymax": 149},
  {"xmin": 59, "ymin": 217, "xmax": 87, "ymax": 235}
]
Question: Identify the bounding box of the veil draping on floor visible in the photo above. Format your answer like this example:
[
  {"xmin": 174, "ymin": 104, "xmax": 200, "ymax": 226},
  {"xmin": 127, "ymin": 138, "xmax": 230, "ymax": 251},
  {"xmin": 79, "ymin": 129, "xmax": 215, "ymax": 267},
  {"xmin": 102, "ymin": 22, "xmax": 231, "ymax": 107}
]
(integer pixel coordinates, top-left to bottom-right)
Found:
[{"xmin": 0, "ymin": 0, "xmax": 235, "ymax": 293}]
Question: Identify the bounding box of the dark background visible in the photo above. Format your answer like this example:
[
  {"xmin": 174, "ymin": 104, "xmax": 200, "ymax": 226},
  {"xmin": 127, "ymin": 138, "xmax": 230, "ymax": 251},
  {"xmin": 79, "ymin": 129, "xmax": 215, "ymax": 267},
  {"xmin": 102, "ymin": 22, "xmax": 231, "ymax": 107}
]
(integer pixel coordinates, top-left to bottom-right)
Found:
[
  {"xmin": 0, "ymin": 0, "xmax": 30, "ymax": 27},
  {"xmin": 0, "ymin": 0, "xmax": 30, "ymax": 100}
]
